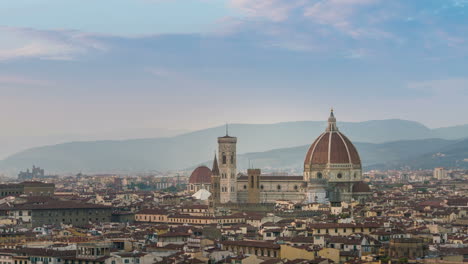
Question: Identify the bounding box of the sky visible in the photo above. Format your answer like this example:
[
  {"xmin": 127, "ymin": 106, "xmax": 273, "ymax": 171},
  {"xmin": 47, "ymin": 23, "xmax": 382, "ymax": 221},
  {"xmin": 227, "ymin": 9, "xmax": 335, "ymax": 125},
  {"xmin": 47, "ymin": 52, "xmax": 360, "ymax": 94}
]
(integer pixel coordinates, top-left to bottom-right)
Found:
[{"xmin": 0, "ymin": 0, "xmax": 468, "ymax": 158}]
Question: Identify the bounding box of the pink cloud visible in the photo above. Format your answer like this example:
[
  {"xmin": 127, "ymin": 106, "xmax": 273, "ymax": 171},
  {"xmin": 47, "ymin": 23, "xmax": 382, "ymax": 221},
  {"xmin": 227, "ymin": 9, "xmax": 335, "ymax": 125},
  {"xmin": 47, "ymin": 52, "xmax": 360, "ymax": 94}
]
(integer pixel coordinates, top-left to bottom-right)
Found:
[
  {"xmin": 304, "ymin": 0, "xmax": 379, "ymax": 37},
  {"xmin": 0, "ymin": 26, "xmax": 107, "ymax": 61}
]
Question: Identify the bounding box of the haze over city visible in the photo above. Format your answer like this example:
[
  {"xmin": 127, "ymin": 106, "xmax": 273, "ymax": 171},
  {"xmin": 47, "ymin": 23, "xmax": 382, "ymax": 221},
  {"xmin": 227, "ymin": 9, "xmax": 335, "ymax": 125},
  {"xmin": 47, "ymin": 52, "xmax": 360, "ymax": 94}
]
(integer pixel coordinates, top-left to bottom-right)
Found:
[
  {"xmin": 1, "ymin": 0, "xmax": 468, "ymax": 159},
  {"xmin": 0, "ymin": 1, "xmax": 467, "ymax": 263}
]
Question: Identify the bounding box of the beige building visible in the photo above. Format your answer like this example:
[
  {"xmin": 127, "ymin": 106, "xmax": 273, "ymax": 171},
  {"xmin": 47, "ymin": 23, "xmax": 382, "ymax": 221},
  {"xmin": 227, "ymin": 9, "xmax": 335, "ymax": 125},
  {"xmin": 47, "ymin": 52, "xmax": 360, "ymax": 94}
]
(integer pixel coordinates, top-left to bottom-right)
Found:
[
  {"xmin": 237, "ymin": 173, "xmax": 305, "ymax": 203},
  {"xmin": 221, "ymin": 240, "xmax": 280, "ymax": 258},
  {"xmin": 134, "ymin": 209, "xmax": 245, "ymax": 226},
  {"xmin": 308, "ymin": 223, "xmax": 382, "ymax": 236}
]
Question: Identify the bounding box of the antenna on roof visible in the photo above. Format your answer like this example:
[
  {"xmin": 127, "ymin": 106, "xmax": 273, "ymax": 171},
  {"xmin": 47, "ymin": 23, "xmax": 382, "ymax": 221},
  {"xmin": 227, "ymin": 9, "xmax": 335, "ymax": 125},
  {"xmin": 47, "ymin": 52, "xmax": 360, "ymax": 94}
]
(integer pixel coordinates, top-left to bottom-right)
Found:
[{"xmin": 225, "ymin": 123, "xmax": 229, "ymax": 136}]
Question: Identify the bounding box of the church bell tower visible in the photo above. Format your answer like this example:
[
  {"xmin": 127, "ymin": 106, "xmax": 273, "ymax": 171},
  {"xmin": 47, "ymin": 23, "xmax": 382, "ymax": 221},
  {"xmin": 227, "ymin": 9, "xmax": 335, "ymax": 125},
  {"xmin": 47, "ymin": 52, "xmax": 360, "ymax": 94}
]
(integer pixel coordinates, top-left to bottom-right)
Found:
[{"xmin": 218, "ymin": 125, "xmax": 237, "ymax": 203}]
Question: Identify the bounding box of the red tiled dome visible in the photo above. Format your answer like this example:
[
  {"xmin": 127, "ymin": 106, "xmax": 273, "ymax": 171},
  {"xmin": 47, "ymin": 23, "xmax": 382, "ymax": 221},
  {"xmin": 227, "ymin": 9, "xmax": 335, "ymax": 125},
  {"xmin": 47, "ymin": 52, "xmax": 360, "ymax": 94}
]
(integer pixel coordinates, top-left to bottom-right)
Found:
[
  {"xmin": 304, "ymin": 110, "xmax": 361, "ymax": 167},
  {"xmin": 304, "ymin": 131, "xmax": 361, "ymax": 166},
  {"xmin": 352, "ymin": 181, "xmax": 371, "ymax": 192},
  {"xmin": 189, "ymin": 166, "xmax": 212, "ymax": 184}
]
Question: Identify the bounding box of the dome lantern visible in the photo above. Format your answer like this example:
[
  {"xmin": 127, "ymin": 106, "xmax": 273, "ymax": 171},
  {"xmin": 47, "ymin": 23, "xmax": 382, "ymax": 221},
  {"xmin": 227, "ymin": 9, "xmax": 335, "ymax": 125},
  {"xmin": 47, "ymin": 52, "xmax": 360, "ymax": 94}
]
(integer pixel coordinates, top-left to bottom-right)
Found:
[{"xmin": 326, "ymin": 108, "xmax": 338, "ymax": 132}]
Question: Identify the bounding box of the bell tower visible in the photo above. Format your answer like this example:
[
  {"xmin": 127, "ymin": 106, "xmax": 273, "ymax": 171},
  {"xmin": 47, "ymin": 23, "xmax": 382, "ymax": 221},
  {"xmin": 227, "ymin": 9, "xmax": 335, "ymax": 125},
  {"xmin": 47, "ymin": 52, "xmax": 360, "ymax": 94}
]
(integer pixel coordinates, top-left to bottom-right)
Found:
[
  {"xmin": 210, "ymin": 153, "xmax": 221, "ymax": 207},
  {"xmin": 218, "ymin": 125, "xmax": 237, "ymax": 203}
]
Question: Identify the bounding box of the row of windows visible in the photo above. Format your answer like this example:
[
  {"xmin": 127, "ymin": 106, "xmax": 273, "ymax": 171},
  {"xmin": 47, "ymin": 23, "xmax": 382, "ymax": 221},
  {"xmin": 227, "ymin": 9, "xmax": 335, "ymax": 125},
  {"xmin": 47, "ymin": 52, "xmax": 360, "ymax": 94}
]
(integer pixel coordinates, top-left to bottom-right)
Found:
[
  {"xmin": 189, "ymin": 184, "xmax": 210, "ymax": 191},
  {"xmin": 329, "ymin": 244, "xmax": 358, "ymax": 250},
  {"xmin": 111, "ymin": 259, "xmax": 139, "ymax": 264},
  {"xmin": 242, "ymin": 185, "xmax": 299, "ymax": 191},
  {"xmin": 137, "ymin": 215, "xmax": 165, "ymax": 221},
  {"xmin": 315, "ymin": 227, "xmax": 370, "ymax": 234},
  {"xmin": 36, "ymin": 210, "xmax": 107, "ymax": 217},
  {"xmin": 17, "ymin": 211, "xmax": 31, "ymax": 216},
  {"xmin": 221, "ymin": 186, "xmax": 235, "ymax": 192},
  {"xmin": 221, "ymin": 173, "xmax": 235, "ymax": 179},
  {"xmin": 168, "ymin": 217, "xmax": 242, "ymax": 224},
  {"xmin": 1, "ymin": 191, "xmax": 52, "ymax": 196},
  {"xmin": 225, "ymin": 246, "xmax": 278, "ymax": 258},
  {"xmin": 314, "ymin": 172, "xmax": 358, "ymax": 179},
  {"xmin": 64, "ymin": 260, "xmax": 104, "ymax": 264},
  {"xmin": 39, "ymin": 217, "xmax": 107, "ymax": 223}
]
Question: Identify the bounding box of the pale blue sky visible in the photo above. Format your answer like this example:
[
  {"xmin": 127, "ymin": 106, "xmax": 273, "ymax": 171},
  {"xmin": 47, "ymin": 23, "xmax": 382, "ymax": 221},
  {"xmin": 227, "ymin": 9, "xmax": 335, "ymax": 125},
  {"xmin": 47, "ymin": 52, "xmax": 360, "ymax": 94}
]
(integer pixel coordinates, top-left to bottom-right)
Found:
[
  {"xmin": 0, "ymin": 0, "xmax": 467, "ymax": 158},
  {"xmin": 0, "ymin": 0, "xmax": 237, "ymax": 34}
]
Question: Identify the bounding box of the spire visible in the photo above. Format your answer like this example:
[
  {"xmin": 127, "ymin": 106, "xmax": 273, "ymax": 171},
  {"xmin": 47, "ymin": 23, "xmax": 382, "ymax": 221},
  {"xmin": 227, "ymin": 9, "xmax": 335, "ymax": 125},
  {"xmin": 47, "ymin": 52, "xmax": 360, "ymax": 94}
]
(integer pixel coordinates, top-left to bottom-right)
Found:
[
  {"xmin": 212, "ymin": 152, "xmax": 220, "ymax": 175},
  {"xmin": 225, "ymin": 123, "xmax": 229, "ymax": 136},
  {"xmin": 326, "ymin": 108, "xmax": 338, "ymax": 132}
]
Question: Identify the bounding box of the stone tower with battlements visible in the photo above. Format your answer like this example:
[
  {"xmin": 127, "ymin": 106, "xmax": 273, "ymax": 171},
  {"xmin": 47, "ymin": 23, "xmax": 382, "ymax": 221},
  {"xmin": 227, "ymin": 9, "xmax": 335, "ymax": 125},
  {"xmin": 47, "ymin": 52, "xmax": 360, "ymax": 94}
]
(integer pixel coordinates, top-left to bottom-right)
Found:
[{"xmin": 247, "ymin": 169, "xmax": 261, "ymax": 204}]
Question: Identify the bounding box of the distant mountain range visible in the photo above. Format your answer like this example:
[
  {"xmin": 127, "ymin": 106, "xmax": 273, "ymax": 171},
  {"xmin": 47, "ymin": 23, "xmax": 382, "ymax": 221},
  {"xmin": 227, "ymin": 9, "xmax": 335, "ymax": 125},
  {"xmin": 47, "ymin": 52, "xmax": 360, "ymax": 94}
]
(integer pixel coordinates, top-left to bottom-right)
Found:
[
  {"xmin": 0, "ymin": 119, "xmax": 467, "ymax": 175},
  {"xmin": 235, "ymin": 138, "xmax": 468, "ymax": 171}
]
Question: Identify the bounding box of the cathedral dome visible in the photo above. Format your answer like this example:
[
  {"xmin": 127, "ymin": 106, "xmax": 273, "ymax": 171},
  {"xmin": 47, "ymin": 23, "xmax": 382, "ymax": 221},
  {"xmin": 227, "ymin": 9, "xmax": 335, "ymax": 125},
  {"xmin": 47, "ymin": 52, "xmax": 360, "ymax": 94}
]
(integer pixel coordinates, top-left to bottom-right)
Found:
[
  {"xmin": 189, "ymin": 166, "xmax": 212, "ymax": 184},
  {"xmin": 352, "ymin": 181, "xmax": 371, "ymax": 193},
  {"xmin": 304, "ymin": 110, "xmax": 361, "ymax": 167}
]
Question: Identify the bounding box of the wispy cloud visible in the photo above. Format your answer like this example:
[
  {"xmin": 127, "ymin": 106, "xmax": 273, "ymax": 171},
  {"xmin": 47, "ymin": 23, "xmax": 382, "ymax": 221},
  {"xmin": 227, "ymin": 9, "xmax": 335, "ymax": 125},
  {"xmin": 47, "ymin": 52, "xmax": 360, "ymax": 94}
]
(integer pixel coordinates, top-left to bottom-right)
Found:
[
  {"xmin": 229, "ymin": 0, "xmax": 308, "ymax": 22},
  {"xmin": 303, "ymin": 0, "xmax": 382, "ymax": 38},
  {"xmin": 222, "ymin": 0, "xmax": 398, "ymax": 55},
  {"xmin": 228, "ymin": 0, "xmax": 383, "ymax": 38},
  {"xmin": 0, "ymin": 26, "xmax": 107, "ymax": 61}
]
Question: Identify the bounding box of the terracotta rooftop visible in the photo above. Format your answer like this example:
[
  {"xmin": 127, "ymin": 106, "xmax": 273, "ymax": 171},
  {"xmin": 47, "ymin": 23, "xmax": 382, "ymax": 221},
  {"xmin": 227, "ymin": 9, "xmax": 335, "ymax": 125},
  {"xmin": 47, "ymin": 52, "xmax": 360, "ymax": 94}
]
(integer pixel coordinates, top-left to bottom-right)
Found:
[{"xmin": 221, "ymin": 240, "xmax": 280, "ymax": 249}]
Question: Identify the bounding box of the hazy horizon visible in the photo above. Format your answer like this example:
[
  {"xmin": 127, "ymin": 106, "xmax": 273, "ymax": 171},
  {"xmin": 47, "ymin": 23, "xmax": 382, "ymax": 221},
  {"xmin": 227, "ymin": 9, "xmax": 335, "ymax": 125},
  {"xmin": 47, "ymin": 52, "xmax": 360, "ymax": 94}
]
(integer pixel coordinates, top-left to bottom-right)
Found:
[
  {"xmin": 1, "ymin": 0, "xmax": 468, "ymax": 159},
  {"xmin": 0, "ymin": 117, "xmax": 466, "ymax": 161}
]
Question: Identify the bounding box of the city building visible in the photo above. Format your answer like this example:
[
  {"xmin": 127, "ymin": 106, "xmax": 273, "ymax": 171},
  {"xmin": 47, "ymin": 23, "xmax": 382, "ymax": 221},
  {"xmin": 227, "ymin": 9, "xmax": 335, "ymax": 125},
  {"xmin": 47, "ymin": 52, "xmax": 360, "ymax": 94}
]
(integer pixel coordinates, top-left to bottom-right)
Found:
[
  {"xmin": 0, "ymin": 182, "xmax": 55, "ymax": 197},
  {"xmin": 0, "ymin": 196, "xmax": 112, "ymax": 227},
  {"xmin": 434, "ymin": 167, "xmax": 448, "ymax": 180}
]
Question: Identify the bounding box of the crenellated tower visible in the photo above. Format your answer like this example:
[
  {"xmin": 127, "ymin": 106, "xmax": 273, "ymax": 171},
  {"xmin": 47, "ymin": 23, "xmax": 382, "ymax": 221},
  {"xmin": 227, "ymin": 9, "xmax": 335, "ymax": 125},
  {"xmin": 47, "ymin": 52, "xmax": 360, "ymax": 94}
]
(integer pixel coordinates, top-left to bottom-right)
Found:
[{"xmin": 247, "ymin": 168, "xmax": 261, "ymax": 204}]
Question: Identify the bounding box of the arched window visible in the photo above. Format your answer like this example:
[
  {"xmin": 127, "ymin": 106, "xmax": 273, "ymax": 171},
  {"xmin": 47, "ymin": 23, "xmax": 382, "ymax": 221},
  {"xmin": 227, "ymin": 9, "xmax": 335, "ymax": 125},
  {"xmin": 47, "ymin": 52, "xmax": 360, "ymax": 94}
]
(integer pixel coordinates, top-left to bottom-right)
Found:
[
  {"xmin": 294, "ymin": 185, "xmax": 298, "ymax": 190},
  {"xmin": 222, "ymin": 153, "xmax": 226, "ymax": 164},
  {"xmin": 243, "ymin": 185, "xmax": 247, "ymax": 190},
  {"xmin": 317, "ymin": 172, "xmax": 323, "ymax": 179},
  {"xmin": 277, "ymin": 185, "xmax": 281, "ymax": 191},
  {"xmin": 337, "ymin": 173, "xmax": 343, "ymax": 179},
  {"xmin": 231, "ymin": 153, "xmax": 234, "ymax": 164},
  {"xmin": 260, "ymin": 185, "xmax": 264, "ymax": 190}
]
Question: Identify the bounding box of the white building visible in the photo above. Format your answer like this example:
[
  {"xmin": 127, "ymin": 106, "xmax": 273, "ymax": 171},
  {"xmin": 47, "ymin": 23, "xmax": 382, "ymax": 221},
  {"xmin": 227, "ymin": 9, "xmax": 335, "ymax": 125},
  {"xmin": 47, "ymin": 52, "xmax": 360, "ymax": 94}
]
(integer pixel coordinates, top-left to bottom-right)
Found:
[{"xmin": 434, "ymin": 167, "xmax": 447, "ymax": 180}]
